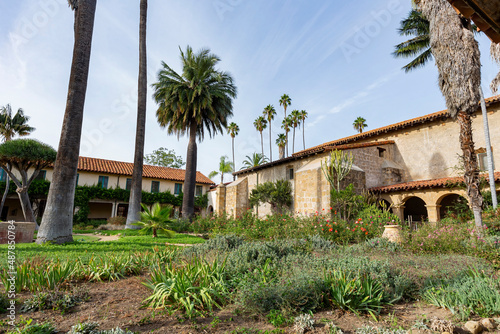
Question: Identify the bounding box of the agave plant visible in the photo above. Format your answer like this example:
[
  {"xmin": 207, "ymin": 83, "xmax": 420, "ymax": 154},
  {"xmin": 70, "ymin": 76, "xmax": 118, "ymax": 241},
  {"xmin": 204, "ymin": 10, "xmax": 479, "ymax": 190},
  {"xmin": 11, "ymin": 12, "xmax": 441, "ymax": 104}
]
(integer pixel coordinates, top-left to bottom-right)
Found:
[{"xmin": 133, "ymin": 202, "xmax": 175, "ymax": 238}]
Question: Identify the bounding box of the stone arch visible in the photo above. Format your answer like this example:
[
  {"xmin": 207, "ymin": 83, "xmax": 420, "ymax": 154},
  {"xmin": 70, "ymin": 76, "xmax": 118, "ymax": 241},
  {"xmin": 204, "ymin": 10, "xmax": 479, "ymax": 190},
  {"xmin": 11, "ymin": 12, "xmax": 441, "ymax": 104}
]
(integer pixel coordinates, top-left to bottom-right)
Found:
[
  {"xmin": 403, "ymin": 196, "xmax": 428, "ymax": 222},
  {"xmin": 437, "ymin": 193, "xmax": 470, "ymax": 220},
  {"xmin": 208, "ymin": 205, "xmax": 214, "ymax": 216},
  {"xmin": 377, "ymin": 198, "xmax": 393, "ymax": 213}
]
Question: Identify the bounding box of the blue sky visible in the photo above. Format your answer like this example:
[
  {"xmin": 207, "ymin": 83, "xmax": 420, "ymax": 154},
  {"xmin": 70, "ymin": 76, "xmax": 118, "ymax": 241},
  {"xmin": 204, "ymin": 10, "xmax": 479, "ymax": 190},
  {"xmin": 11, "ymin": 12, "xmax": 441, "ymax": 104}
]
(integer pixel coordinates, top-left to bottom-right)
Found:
[{"xmin": 0, "ymin": 0, "xmax": 498, "ymax": 180}]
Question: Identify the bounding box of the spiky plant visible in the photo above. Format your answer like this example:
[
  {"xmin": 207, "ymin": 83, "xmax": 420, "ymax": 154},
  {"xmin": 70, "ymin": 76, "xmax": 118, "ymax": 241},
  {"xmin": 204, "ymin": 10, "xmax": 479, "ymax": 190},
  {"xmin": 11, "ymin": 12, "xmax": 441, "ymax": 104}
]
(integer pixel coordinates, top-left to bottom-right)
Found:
[{"xmin": 133, "ymin": 203, "xmax": 175, "ymax": 238}]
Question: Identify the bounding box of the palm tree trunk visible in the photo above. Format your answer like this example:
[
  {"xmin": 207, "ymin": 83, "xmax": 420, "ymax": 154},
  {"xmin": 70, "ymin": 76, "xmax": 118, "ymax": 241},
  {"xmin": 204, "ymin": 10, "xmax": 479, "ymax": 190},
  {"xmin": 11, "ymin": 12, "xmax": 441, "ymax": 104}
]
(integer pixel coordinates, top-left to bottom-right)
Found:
[
  {"xmin": 182, "ymin": 123, "xmax": 197, "ymax": 221},
  {"xmin": 0, "ymin": 171, "xmax": 10, "ymax": 218},
  {"xmin": 458, "ymin": 111, "xmax": 483, "ymax": 230},
  {"xmin": 302, "ymin": 120, "xmax": 305, "ymax": 150},
  {"xmin": 37, "ymin": 0, "xmax": 97, "ymax": 245},
  {"xmin": 232, "ymin": 137, "xmax": 235, "ymax": 181},
  {"xmin": 292, "ymin": 127, "xmax": 295, "ymax": 154},
  {"xmin": 126, "ymin": 0, "xmax": 148, "ymax": 230},
  {"xmin": 261, "ymin": 131, "xmax": 264, "ymax": 157},
  {"xmin": 479, "ymin": 87, "xmax": 498, "ymax": 208},
  {"xmin": 269, "ymin": 121, "xmax": 272, "ymax": 162}
]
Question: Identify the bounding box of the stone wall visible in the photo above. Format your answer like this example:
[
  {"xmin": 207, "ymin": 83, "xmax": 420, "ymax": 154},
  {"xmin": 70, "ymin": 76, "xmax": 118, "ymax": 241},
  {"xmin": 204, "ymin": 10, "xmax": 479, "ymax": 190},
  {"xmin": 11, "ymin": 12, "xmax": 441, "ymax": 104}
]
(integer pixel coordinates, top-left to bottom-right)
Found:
[{"xmin": 225, "ymin": 178, "xmax": 248, "ymax": 217}]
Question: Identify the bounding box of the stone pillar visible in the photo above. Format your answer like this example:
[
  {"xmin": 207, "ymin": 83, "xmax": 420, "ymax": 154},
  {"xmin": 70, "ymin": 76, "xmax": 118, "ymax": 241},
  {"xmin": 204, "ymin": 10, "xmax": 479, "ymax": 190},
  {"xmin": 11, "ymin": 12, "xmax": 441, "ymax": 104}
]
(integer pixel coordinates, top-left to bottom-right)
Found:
[
  {"xmin": 393, "ymin": 205, "xmax": 405, "ymax": 223},
  {"xmin": 425, "ymin": 205, "xmax": 441, "ymax": 223},
  {"xmin": 216, "ymin": 184, "xmax": 226, "ymax": 215}
]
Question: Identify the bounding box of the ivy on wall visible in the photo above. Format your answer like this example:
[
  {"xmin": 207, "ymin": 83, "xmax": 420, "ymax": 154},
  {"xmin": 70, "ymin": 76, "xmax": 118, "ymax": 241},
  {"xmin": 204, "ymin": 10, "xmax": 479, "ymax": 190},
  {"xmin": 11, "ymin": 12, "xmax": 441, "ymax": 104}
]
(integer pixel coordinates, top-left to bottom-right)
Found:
[{"xmin": 0, "ymin": 180, "xmax": 209, "ymax": 223}]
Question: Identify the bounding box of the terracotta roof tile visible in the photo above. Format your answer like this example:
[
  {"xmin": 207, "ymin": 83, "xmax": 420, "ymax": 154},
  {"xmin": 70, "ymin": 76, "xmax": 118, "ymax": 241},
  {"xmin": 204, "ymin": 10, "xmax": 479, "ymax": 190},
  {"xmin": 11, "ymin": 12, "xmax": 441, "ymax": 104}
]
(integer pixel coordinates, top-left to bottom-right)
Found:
[
  {"xmin": 294, "ymin": 95, "xmax": 500, "ymax": 157},
  {"xmin": 370, "ymin": 172, "xmax": 500, "ymax": 193},
  {"xmin": 76, "ymin": 157, "xmax": 214, "ymax": 185}
]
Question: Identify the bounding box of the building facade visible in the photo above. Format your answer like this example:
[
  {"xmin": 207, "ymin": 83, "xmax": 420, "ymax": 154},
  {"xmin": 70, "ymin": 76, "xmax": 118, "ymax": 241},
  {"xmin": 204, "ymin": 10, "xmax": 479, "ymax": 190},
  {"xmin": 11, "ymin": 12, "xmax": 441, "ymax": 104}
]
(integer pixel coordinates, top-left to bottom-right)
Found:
[
  {"xmin": 209, "ymin": 95, "xmax": 500, "ymax": 222},
  {"xmin": 1, "ymin": 157, "xmax": 214, "ymax": 221}
]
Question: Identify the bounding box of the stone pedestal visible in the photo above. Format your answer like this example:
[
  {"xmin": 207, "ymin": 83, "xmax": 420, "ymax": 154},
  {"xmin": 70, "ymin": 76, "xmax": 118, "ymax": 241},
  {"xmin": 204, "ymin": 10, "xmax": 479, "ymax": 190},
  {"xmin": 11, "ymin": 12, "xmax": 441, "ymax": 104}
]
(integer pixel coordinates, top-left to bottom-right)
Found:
[
  {"xmin": 0, "ymin": 222, "xmax": 37, "ymax": 244},
  {"xmin": 382, "ymin": 224, "xmax": 402, "ymax": 243}
]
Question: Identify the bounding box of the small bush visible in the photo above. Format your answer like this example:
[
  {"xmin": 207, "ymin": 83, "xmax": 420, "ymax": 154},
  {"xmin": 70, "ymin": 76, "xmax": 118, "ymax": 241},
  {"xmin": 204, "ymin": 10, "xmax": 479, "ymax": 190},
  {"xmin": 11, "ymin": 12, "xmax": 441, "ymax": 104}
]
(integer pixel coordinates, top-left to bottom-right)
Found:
[
  {"xmin": 267, "ymin": 309, "xmax": 292, "ymax": 327},
  {"xmin": 20, "ymin": 287, "xmax": 89, "ymax": 313},
  {"xmin": 0, "ymin": 293, "xmax": 9, "ymax": 313},
  {"xmin": 68, "ymin": 322, "xmax": 135, "ymax": 334},
  {"xmin": 107, "ymin": 216, "xmax": 126, "ymax": 226}
]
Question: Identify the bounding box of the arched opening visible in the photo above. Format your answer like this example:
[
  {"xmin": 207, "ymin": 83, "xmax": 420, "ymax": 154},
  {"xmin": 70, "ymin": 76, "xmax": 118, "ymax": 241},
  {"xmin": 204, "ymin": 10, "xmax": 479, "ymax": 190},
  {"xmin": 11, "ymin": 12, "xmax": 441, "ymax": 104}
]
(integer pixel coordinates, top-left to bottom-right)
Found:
[
  {"xmin": 377, "ymin": 199, "xmax": 393, "ymax": 213},
  {"xmin": 403, "ymin": 197, "xmax": 428, "ymax": 222},
  {"xmin": 439, "ymin": 194, "xmax": 471, "ymax": 222},
  {"xmin": 208, "ymin": 205, "xmax": 214, "ymax": 216}
]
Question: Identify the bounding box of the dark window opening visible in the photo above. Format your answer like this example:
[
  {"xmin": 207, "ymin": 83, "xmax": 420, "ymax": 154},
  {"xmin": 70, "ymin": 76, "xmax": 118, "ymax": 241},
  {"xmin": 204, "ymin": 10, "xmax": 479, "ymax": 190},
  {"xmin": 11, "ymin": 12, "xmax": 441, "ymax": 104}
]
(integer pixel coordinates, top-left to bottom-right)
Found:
[
  {"xmin": 151, "ymin": 181, "xmax": 160, "ymax": 193},
  {"xmin": 126, "ymin": 178, "xmax": 132, "ymax": 191},
  {"xmin": 174, "ymin": 183, "xmax": 182, "ymax": 195},
  {"xmin": 98, "ymin": 176, "xmax": 109, "ymax": 189},
  {"xmin": 36, "ymin": 170, "xmax": 47, "ymax": 181},
  {"xmin": 288, "ymin": 168, "xmax": 294, "ymax": 180},
  {"xmin": 196, "ymin": 185, "xmax": 203, "ymax": 197},
  {"xmin": 377, "ymin": 147, "xmax": 386, "ymax": 158}
]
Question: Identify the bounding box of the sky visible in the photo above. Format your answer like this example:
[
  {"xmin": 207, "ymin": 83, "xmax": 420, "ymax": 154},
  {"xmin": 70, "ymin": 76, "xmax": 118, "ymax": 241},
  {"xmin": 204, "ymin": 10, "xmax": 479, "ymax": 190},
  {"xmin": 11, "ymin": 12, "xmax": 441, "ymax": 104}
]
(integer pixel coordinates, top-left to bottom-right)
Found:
[{"xmin": 0, "ymin": 0, "xmax": 498, "ymax": 182}]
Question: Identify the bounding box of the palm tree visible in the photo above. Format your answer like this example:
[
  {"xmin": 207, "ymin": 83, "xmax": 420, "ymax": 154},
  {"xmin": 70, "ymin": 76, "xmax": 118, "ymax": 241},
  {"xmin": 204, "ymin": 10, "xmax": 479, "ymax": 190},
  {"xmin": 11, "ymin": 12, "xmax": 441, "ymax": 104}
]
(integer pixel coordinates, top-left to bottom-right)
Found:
[
  {"xmin": 132, "ymin": 203, "xmax": 175, "ymax": 238},
  {"xmin": 37, "ymin": 0, "xmax": 97, "ymax": 245},
  {"xmin": 209, "ymin": 156, "xmax": 234, "ymax": 184},
  {"xmin": 263, "ymin": 105, "xmax": 276, "ymax": 162},
  {"xmin": 241, "ymin": 153, "xmax": 268, "ymax": 170},
  {"xmin": 392, "ymin": 9, "xmax": 432, "ymax": 73},
  {"xmin": 227, "ymin": 122, "xmax": 239, "ymax": 180},
  {"xmin": 0, "ymin": 105, "xmax": 35, "ymax": 217},
  {"xmin": 419, "ymin": 0, "xmax": 483, "ymax": 229},
  {"xmin": 299, "ymin": 110, "xmax": 308, "ymax": 150},
  {"xmin": 353, "ymin": 117, "xmax": 367, "ymax": 133},
  {"xmin": 253, "ymin": 116, "xmax": 267, "ymax": 157},
  {"xmin": 126, "ymin": 0, "xmax": 148, "ymax": 230},
  {"xmin": 281, "ymin": 117, "xmax": 292, "ymax": 157},
  {"xmin": 276, "ymin": 133, "xmax": 286, "ymax": 159},
  {"xmin": 152, "ymin": 46, "xmax": 237, "ymax": 220},
  {"xmin": 279, "ymin": 94, "xmax": 292, "ymax": 156},
  {"xmin": 290, "ymin": 110, "xmax": 301, "ymax": 154}
]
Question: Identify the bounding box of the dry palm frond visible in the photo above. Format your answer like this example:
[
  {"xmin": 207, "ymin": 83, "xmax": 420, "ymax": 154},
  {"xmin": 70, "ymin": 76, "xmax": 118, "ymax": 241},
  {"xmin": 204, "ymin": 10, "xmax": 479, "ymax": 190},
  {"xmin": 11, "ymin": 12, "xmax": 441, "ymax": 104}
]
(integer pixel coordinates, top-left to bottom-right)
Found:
[
  {"xmin": 67, "ymin": 0, "xmax": 78, "ymax": 10},
  {"xmin": 420, "ymin": 0, "xmax": 480, "ymax": 117},
  {"xmin": 491, "ymin": 42, "xmax": 500, "ymax": 94}
]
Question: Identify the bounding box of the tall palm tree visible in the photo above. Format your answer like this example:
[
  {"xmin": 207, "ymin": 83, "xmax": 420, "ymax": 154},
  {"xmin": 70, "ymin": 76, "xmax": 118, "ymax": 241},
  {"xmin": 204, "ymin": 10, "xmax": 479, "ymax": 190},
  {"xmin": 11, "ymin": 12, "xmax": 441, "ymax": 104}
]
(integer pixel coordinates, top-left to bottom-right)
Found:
[
  {"xmin": 253, "ymin": 116, "xmax": 267, "ymax": 157},
  {"xmin": 392, "ymin": 9, "xmax": 432, "ymax": 73},
  {"xmin": 263, "ymin": 105, "xmax": 276, "ymax": 162},
  {"xmin": 241, "ymin": 153, "xmax": 268, "ymax": 170},
  {"xmin": 126, "ymin": 0, "xmax": 148, "ymax": 230},
  {"xmin": 420, "ymin": 0, "xmax": 483, "ymax": 229},
  {"xmin": 276, "ymin": 133, "xmax": 286, "ymax": 159},
  {"xmin": 281, "ymin": 117, "xmax": 292, "ymax": 157},
  {"xmin": 209, "ymin": 156, "xmax": 234, "ymax": 184},
  {"xmin": 227, "ymin": 122, "xmax": 239, "ymax": 180},
  {"xmin": 0, "ymin": 105, "xmax": 35, "ymax": 217},
  {"xmin": 279, "ymin": 94, "xmax": 292, "ymax": 156},
  {"xmin": 153, "ymin": 46, "xmax": 237, "ymax": 220},
  {"xmin": 299, "ymin": 110, "xmax": 308, "ymax": 150},
  {"xmin": 37, "ymin": 0, "xmax": 97, "ymax": 245},
  {"xmin": 353, "ymin": 117, "xmax": 367, "ymax": 133},
  {"xmin": 290, "ymin": 110, "xmax": 301, "ymax": 154}
]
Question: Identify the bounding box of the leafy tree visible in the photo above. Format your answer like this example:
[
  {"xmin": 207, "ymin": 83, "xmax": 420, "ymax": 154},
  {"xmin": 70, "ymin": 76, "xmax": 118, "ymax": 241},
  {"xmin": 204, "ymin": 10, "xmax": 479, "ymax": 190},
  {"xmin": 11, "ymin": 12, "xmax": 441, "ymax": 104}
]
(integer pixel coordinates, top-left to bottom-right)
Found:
[
  {"xmin": 290, "ymin": 110, "xmax": 301, "ymax": 154},
  {"xmin": 299, "ymin": 110, "xmax": 308, "ymax": 150},
  {"xmin": 263, "ymin": 105, "xmax": 277, "ymax": 162},
  {"xmin": 209, "ymin": 156, "xmax": 234, "ymax": 184},
  {"xmin": 249, "ymin": 179, "xmax": 292, "ymax": 214},
  {"xmin": 353, "ymin": 117, "xmax": 367, "ymax": 134},
  {"xmin": 279, "ymin": 94, "xmax": 292, "ymax": 156},
  {"xmin": 321, "ymin": 149, "xmax": 354, "ymax": 193},
  {"xmin": 392, "ymin": 9, "xmax": 432, "ymax": 73},
  {"xmin": 144, "ymin": 147, "xmax": 185, "ymax": 168},
  {"xmin": 0, "ymin": 139, "xmax": 56, "ymax": 224},
  {"xmin": 133, "ymin": 202, "xmax": 175, "ymax": 238},
  {"xmin": 276, "ymin": 133, "xmax": 286, "ymax": 159},
  {"xmin": 253, "ymin": 116, "xmax": 267, "ymax": 157},
  {"xmin": 0, "ymin": 104, "xmax": 35, "ymax": 217},
  {"xmin": 126, "ymin": 0, "xmax": 149, "ymax": 230},
  {"xmin": 152, "ymin": 46, "xmax": 237, "ymax": 220},
  {"xmin": 281, "ymin": 116, "xmax": 292, "ymax": 157},
  {"xmin": 227, "ymin": 122, "xmax": 239, "ymax": 179},
  {"xmin": 38, "ymin": 0, "xmax": 97, "ymax": 245},
  {"xmin": 241, "ymin": 153, "xmax": 268, "ymax": 170}
]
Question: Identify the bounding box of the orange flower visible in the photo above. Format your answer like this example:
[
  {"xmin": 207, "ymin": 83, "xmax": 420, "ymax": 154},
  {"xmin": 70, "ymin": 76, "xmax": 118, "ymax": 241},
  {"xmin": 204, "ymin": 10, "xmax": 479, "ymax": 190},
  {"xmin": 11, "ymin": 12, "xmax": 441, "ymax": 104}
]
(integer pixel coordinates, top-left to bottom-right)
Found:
[
  {"xmin": 335, "ymin": 230, "xmax": 337, "ymax": 233},
  {"xmin": 329, "ymin": 228, "xmax": 333, "ymax": 232},
  {"xmin": 365, "ymin": 232, "xmax": 368, "ymax": 235}
]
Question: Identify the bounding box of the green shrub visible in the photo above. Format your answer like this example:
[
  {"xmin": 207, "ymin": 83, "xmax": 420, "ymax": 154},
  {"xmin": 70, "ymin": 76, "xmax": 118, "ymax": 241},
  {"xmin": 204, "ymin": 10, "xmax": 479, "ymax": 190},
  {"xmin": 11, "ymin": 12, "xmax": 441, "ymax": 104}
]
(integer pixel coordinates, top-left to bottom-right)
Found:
[
  {"xmin": 68, "ymin": 322, "xmax": 135, "ymax": 334},
  {"xmin": 423, "ymin": 269, "xmax": 500, "ymax": 320},
  {"xmin": 11, "ymin": 318, "xmax": 56, "ymax": 334},
  {"xmin": 0, "ymin": 293, "xmax": 8, "ymax": 313},
  {"xmin": 266, "ymin": 309, "xmax": 293, "ymax": 327},
  {"xmin": 20, "ymin": 287, "xmax": 89, "ymax": 314}
]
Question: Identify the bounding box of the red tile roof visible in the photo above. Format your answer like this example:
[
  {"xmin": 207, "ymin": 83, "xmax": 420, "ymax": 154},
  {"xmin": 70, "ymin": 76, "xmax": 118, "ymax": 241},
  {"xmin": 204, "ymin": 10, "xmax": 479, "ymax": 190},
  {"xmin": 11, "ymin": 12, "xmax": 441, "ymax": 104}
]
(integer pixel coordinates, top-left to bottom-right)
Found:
[
  {"xmin": 294, "ymin": 95, "xmax": 500, "ymax": 157},
  {"xmin": 370, "ymin": 172, "xmax": 500, "ymax": 193},
  {"xmin": 75, "ymin": 157, "xmax": 214, "ymax": 185}
]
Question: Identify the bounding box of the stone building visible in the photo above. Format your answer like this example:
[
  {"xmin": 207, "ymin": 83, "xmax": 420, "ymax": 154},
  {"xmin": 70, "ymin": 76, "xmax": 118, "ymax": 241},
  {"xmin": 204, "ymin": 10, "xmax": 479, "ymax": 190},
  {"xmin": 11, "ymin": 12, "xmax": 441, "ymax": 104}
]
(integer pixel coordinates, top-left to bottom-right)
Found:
[
  {"xmin": 1, "ymin": 156, "xmax": 214, "ymax": 221},
  {"xmin": 208, "ymin": 95, "xmax": 500, "ymax": 222}
]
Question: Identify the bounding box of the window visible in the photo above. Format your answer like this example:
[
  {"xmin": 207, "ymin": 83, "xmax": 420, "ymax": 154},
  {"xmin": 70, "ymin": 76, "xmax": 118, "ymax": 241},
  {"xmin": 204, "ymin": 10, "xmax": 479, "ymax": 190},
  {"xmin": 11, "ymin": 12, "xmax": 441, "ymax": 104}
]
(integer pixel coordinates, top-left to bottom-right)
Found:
[
  {"xmin": 174, "ymin": 183, "xmax": 182, "ymax": 195},
  {"xmin": 36, "ymin": 170, "xmax": 47, "ymax": 181},
  {"xmin": 0, "ymin": 169, "xmax": 6, "ymax": 182},
  {"xmin": 76, "ymin": 173, "xmax": 79, "ymax": 186},
  {"xmin": 125, "ymin": 178, "xmax": 132, "ymax": 191},
  {"xmin": 478, "ymin": 152, "xmax": 490, "ymax": 172},
  {"xmin": 151, "ymin": 181, "xmax": 160, "ymax": 193},
  {"xmin": 195, "ymin": 185, "xmax": 203, "ymax": 197},
  {"xmin": 98, "ymin": 176, "xmax": 109, "ymax": 189},
  {"xmin": 288, "ymin": 168, "xmax": 294, "ymax": 180},
  {"xmin": 377, "ymin": 147, "xmax": 386, "ymax": 158}
]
